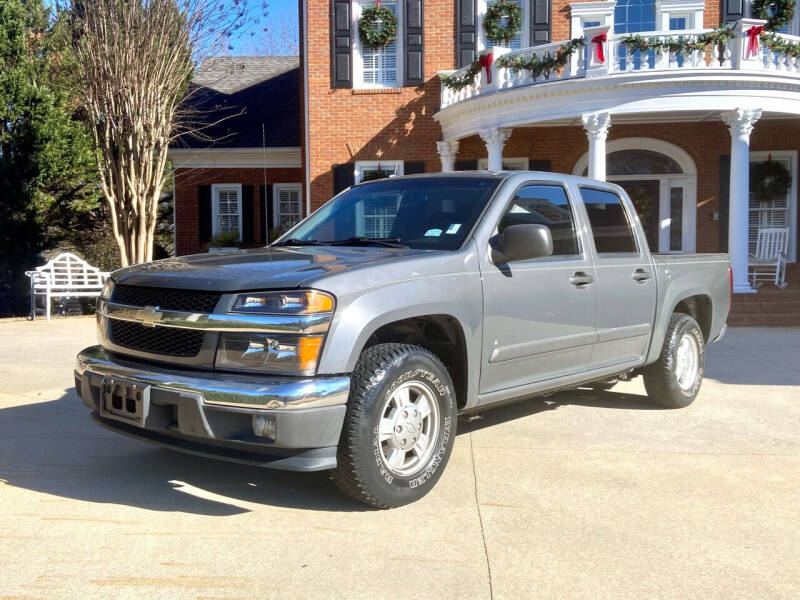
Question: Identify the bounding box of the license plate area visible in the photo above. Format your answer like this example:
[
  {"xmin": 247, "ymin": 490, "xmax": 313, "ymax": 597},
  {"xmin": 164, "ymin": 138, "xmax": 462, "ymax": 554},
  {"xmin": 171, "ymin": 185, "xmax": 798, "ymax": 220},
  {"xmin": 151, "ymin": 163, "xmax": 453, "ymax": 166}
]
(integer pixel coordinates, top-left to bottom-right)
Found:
[{"xmin": 101, "ymin": 377, "xmax": 150, "ymax": 426}]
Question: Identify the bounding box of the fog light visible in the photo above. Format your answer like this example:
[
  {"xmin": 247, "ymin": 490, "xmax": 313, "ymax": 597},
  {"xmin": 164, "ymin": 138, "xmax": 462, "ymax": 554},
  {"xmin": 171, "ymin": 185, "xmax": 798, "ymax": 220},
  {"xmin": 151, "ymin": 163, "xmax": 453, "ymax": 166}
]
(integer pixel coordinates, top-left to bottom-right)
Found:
[{"xmin": 252, "ymin": 414, "xmax": 277, "ymax": 440}]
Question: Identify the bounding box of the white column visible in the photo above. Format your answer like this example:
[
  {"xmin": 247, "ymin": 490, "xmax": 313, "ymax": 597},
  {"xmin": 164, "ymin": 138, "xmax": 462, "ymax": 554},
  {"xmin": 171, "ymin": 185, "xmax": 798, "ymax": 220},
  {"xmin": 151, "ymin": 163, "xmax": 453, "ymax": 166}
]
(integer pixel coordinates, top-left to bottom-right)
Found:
[
  {"xmin": 722, "ymin": 108, "xmax": 761, "ymax": 294},
  {"xmin": 582, "ymin": 112, "xmax": 611, "ymax": 181},
  {"xmin": 436, "ymin": 140, "xmax": 459, "ymax": 172},
  {"xmin": 479, "ymin": 127, "xmax": 512, "ymax": 171}
]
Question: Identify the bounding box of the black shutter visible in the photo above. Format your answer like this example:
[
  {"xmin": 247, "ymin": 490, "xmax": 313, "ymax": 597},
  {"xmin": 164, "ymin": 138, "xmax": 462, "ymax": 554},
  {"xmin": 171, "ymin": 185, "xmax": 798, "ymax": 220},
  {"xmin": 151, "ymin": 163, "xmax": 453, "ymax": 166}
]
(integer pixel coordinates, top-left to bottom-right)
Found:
[
  {"xmin": 404, "ymin": 161, "xmax": 426, "ymax": 174},
  {"xmin": 333, "ymin": 163, "xmax": 355, "ymax": 194},
  {"xmin": 260, "ymin": 184, "xmax": 274, "ymax": 242},
  {"xmin": 531, "ymin": 0, "xmax": 551, "ymax": 46},
  {"xmin": 723, "ymin": 0, "xmax": 745, "ymax": 24},
  {"xmin": 455, "ymin": 0, "xmax": 477, "ymax": 68},
  {"xmin": 405, "ymin": 0, "xmax": 424, "ymax": 85},
  {"xmin": 259, "ymin": 185, "xmax": 267, "ymax": 243},
  {"xmin": 198, "ymin": 185, "xmax": 212, "ymax": 244},
  {"xmin": 241, "ymin": 185, "xmax": 255, "ymax": 244},
  {"xmin": 331, "ymin": 0, "xmax": 352, "ymax": 88},
  {"xmin": 532, "ymin": 159, "xmax": 552, "ymax": 172},
  {"xmin": 454, "ymin": 159, "xmax": 478, "ymax": 171},
  {"xmin": 719, "ymin": 155, "xmax": 730, "ymax": 253}
]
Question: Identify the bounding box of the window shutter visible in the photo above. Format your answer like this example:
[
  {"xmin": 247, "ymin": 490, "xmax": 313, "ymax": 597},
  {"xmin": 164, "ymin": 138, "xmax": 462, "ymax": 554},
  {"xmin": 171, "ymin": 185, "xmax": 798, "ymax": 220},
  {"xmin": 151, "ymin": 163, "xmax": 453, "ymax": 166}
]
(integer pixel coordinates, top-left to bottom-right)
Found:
[
  {"xmin": 456, "ymin": 0, "xmax": 477, "ymax": 68},
  {"xmin": 241, "ymin": 185, "xmax": 254, "ymax": 244},
  {"xmin": 719, "ymin": 155, "xmax": 730, "ymax": 253},
  {"xmin": 333, "ymin": 163, "xmax": 355, "ymax": 194},
  {"xmin": 404, "ymin": 160, "xmax": 426, "ymax": 174},
  {"xmin": 722, "ymin": 0, "xmax": 745, "ymax": 24},
  {"xmin": 531, "ymin": 0, "xmax": 551, "ymax": 46},
  {"xmin": 454, "ymin": 159, "xmax": 478, "ymax": 170},
  {"xmin": 532, "ymin": 159, "xmax": 552, "ymax": 172},
  {"xmin": 331, "ymin": 0, "xmax": 353, "ymax": 88},
  {"xmin": 260, "ymin": 184, "xmax": 274, "ymax": 241},
  {"xmin": 198, "ymin": 185, "xmax": 212, "ymax": 244},
  {"xmin": 405, "ymin": 0, "xmax": 424, "ymax": 85}
]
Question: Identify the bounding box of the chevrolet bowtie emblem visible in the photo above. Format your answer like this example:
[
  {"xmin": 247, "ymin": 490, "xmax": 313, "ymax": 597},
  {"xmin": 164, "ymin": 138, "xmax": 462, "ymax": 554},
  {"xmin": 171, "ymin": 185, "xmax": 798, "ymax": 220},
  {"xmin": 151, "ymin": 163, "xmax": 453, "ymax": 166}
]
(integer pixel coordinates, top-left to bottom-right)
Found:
[{"xmin": 137, "ymin": 305, "xmax": 163, "ymax": 327}]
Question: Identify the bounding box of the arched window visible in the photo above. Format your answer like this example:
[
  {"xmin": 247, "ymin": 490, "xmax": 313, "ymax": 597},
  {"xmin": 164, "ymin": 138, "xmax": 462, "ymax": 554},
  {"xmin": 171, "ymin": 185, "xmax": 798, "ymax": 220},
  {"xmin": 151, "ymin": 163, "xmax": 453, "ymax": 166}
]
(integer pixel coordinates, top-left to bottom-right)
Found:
[
  {"xmin": 581, "ymin": 150, "xmax": 683, "ymax": 177},
  {"xmin": 614, "ymin": 0, "xmax": 656, "ymax": 33}
]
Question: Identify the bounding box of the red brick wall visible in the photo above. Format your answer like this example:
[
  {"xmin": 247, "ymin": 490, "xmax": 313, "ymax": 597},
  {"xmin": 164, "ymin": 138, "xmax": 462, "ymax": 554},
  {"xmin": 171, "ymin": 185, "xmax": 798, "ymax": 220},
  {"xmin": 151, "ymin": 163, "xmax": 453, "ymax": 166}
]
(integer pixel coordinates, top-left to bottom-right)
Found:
[{"xmin": 174, "ymin": 167, "xmax": 304, "ymax": 255}]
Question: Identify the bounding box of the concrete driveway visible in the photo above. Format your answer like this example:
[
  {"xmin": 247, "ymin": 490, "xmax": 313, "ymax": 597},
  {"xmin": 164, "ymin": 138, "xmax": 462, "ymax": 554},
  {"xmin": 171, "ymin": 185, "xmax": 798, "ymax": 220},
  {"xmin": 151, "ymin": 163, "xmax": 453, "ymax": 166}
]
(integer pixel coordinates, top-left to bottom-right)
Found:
[{"xmin": 1, "ymin": 318, "xmax": 799, "ymax": 599}]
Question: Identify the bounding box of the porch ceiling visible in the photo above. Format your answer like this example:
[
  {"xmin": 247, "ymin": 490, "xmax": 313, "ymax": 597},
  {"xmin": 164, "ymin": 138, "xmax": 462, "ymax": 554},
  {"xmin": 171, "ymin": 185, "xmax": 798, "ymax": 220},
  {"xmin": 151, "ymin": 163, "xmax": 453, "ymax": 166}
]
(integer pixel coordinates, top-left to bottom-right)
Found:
[{"xmin": 434, "ymin": 70, "xmax": 800, "ymax": 141}]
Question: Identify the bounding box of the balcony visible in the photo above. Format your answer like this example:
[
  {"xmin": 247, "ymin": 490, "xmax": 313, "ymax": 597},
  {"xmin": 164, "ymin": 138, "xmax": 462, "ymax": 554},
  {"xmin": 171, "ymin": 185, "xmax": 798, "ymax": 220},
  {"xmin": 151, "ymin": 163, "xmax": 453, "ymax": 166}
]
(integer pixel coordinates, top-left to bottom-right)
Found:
[{"xmin": 435, "ymin": 19, "xmax": 800, "ymax": 141}]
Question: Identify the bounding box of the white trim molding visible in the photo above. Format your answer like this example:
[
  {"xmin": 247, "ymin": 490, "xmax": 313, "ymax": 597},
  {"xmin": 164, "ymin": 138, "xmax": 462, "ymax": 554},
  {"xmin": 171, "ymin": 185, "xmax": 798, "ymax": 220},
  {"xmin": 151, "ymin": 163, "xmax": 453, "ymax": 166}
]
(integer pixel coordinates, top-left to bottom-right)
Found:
[
  {"xmin": 168, "ymin": 147, "xmax": 302, "ymax": 169},
  {"xmin": 570, "ymin": 1, "xmax": 616, "ymax": 38},
  {"xmin": 210, "ymin": 183, "xmax": 243, "ymax": 240},
  {"xmin": 654, "ymin": 0, "xmax": 704, "ymax": 30}
]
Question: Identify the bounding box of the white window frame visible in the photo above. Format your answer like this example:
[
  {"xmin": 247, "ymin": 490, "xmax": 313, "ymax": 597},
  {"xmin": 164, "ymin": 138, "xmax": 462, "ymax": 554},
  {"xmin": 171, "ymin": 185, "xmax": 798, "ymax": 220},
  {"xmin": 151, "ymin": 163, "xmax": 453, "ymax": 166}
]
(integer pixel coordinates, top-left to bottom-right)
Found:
[
  {"xmin": 570, "ymin": 1, "xmax": 616, "ymax": 38},
  {"xmin": 654, "ymin": 0, "xmax": 704, "ymax": 31},
  {"xmin": 478, "ymin": 0, "xmax": 530, "ymax": 50},
  {"xmin": 353, "ymin": 0, "xmax": 403, "ymax": 89},
  {"xmin": 354, "ymin": 160, "xmax": 404, "ymax": 184},
  {"xmin": 272, "ymin": 183, "xmax": 304, "ymax": 230},
  {"xmin": 750, "ymin": 150, "xmax": 798, "ymax": 263},
  {"xmin": 211, "ymin": 183, "xmax": 243, "ymax": 240},
  {"xmin": 477, "ymin": 157, "xmax": 529, "ymax": 170}
]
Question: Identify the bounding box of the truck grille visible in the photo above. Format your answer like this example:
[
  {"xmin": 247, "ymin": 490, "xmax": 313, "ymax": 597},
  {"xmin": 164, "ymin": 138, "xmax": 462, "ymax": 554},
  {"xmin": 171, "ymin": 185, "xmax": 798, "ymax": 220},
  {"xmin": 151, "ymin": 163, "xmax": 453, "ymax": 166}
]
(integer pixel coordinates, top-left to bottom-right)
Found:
[
  {"xmin": 111, "ymin": 285, "xmax": 221, "ymax": 313},
  {"xmin": 109, "ymin": 319, "xmax": 205, "ymax": 357}
]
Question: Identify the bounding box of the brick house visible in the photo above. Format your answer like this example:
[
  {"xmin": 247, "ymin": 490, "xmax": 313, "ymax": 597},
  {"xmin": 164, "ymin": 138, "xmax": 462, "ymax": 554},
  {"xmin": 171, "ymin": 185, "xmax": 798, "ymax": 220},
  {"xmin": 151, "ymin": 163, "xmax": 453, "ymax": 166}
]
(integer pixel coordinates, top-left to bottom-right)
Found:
[
  {"xmin": 299, "ymin": 0, "xmax": 800, "ymax": 324},
  {"xmin": 170, "ymin": 56, "xmax": 305, "ymax": 255}
]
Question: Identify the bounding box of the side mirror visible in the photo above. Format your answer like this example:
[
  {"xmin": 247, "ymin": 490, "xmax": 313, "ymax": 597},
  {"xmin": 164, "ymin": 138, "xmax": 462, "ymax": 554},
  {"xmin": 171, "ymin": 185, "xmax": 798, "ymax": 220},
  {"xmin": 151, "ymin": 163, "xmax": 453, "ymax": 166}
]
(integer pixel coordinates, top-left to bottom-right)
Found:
[{"xmin": 492, "ymin": 224, "xmax": 553, "ymax": 264}]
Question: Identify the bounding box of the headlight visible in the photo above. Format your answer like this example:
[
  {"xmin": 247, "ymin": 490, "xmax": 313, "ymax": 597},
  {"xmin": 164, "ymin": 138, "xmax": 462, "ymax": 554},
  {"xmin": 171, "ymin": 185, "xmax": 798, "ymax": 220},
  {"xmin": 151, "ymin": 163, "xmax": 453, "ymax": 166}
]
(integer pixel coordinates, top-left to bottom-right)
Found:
[
  {"xmin": 230, "ymin": 290, "xmax": 333, "ymax": 314},
  {"xmin": 100, "ymin": 278, "xmax": 115, "ymax": 301},
  {"xmin": 215, "ymin": 333, "xmax": 324, "ymax": 376}
]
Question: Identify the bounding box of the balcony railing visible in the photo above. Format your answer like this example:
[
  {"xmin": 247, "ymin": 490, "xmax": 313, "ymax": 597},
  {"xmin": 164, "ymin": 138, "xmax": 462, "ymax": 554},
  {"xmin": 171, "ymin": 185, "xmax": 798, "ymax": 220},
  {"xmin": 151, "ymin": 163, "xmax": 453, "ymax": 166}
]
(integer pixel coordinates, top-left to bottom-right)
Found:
[{"xmin": 439, "ymin": 19, "xmax": 800, "ymax": 110}]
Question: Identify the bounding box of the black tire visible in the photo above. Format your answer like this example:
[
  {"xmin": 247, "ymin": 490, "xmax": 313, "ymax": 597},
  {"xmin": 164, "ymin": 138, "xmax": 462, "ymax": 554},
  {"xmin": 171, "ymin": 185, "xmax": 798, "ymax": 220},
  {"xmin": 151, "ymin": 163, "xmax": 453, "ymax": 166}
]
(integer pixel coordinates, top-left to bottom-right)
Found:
[
  {"xmin": 643, "ymin": 312, "xmax": 705, "ymax": 409},
  {"xmin": 331, "ymin": 343, "xmax": 457, "ymax": 508}
]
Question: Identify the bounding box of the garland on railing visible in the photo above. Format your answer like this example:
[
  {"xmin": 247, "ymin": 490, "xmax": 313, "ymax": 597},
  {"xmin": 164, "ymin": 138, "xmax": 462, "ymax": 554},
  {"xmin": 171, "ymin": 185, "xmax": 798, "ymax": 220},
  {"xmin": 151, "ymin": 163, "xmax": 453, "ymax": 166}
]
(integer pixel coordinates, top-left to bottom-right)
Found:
[
  {"xmin": 620, "ymin": 26, "xmax": 735, "ymax": 55},
  {"xmin": 495, "ymin": 38, "xmax": 585, "ymax": 77},
  {"xmin": 439, "ymin": 59, "xmax": 483, "ymax": 92},
  {"xmin": 760, "ymin": 31, "xmax": 800, "ymax": 57}
]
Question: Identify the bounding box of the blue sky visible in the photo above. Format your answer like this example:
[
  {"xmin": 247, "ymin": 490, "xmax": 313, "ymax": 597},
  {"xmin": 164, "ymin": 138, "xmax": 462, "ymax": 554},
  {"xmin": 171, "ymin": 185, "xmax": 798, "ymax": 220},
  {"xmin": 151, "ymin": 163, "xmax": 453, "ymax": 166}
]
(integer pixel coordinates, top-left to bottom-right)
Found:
[{"xmin": 230, "ymin": 0, "xmax": 299, "ymax": 54}]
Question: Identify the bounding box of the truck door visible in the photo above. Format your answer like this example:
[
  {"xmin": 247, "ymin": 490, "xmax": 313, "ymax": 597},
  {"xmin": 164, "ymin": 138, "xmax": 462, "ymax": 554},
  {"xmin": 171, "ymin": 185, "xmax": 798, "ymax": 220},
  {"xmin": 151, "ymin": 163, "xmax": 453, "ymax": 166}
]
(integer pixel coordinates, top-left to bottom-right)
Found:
[
  {"xmin": 479, "ymin": 183, "xmax": 597, "ymax": 395},
  {"xmin": 578, "ymin": 186, "xmax": 658, "ymax": 370}
]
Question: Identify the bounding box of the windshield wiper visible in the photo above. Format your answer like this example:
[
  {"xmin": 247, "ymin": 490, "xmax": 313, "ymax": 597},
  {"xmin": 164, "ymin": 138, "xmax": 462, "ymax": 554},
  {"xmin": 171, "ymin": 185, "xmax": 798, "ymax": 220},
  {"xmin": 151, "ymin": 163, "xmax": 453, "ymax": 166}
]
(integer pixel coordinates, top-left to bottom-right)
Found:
[
  {"xmin": 273, "ymin": 238, "xmax": 323, "ymax": 247},
  {"xmin": 324, "ymin": 236, "xmax": 408, "ymax": 248}
]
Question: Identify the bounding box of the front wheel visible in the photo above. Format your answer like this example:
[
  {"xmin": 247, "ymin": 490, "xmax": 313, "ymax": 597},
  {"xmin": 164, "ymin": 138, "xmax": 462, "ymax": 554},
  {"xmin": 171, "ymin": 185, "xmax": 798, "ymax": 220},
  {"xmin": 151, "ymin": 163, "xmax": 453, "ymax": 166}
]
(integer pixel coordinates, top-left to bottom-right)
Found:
[
  {"xmin": 643, "ymin": 312, "xmax": 705, "ymax": 408},
  {"xmin": 332, "ymin": 343, "xmax": 457, "ymax": 508}
]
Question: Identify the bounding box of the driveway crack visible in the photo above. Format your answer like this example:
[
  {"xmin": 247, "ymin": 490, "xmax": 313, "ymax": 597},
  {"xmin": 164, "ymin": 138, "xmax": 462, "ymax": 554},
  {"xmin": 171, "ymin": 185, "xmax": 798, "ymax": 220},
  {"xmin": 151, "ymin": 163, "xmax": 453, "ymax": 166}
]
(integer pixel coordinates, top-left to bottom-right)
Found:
[{"xmin": 469, "ymin": 421, "xmax": 494, "ymax": 600}]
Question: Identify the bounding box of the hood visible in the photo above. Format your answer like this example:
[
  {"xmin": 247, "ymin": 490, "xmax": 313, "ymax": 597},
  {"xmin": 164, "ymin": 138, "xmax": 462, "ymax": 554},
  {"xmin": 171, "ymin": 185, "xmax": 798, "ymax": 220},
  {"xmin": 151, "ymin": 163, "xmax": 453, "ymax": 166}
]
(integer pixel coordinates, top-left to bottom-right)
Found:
[{"xmin": 113, "ymin": 246, "xmax": 436, "ymax": 292}]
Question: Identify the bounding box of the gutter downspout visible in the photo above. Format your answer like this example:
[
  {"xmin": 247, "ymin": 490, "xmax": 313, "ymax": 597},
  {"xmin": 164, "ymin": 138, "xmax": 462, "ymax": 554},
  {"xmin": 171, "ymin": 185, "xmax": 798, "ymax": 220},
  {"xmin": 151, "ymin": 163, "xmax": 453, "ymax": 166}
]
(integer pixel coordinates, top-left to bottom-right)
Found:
[{"xmin": 302, "ymin": 0, "xmax": 311, "ymax": 218}]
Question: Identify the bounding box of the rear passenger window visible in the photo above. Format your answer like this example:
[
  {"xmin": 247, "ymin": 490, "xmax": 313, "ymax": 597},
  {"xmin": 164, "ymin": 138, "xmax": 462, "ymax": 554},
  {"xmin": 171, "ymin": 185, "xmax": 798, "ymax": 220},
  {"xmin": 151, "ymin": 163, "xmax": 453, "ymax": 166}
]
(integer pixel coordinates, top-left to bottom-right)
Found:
[
  {"xmin": 580, "ymin": 188, "xmax": 638, "ymax": 254},
  {"xmin": 499, "ymin": 185, "xmax": 579, "ymax": 256}
]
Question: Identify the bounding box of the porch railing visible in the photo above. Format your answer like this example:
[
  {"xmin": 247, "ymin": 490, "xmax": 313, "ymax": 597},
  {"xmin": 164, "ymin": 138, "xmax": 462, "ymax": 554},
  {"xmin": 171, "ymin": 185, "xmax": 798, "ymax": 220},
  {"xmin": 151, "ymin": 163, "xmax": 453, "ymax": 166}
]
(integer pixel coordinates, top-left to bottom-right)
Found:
[{"xmin": 439, "ymin": 19, "xmax": 800, "ymax": 110}]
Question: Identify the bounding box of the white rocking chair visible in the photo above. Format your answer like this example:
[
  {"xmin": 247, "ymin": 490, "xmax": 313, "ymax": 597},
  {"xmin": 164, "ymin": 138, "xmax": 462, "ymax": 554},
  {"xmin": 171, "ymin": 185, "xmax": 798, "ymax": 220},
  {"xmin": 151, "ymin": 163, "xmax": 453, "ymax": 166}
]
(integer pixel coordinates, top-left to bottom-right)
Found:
[{"xmin": 749, "ymin": 227, "xmax": 789, "ymax": 289}]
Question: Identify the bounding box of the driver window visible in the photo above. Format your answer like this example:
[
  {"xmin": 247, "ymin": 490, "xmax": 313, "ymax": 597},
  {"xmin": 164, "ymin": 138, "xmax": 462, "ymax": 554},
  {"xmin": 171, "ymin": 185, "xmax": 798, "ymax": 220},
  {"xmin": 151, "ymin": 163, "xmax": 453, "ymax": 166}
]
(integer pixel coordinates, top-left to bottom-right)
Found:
[{"xmin": 499, "ymin": 185, "xmax": 580, "ymax": 256}]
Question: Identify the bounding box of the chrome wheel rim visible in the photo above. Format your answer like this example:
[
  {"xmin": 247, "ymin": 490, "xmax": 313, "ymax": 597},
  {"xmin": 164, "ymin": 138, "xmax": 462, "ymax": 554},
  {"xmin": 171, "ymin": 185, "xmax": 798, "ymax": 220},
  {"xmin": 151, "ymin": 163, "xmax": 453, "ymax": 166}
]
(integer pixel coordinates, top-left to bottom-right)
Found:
[
  {"xmin": 675, "ymin": 333, "xmax": 699, "ymax": 391},
  {"xmin": 378, "ymin": 381, "xmax": 440, "ymax": 477}
]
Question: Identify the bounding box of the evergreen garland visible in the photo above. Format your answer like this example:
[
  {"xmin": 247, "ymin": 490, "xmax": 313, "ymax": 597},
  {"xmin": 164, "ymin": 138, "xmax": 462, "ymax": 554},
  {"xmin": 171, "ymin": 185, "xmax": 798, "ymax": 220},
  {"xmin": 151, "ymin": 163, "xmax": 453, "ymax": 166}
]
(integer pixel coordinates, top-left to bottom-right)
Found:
[
  {"xmin": 358, "ymin": 5, "xmax": 397, "ymax": 48},
  {"xmin": 620, "ymin": 26, "xmax": 735, "ymax": 55},
  {"xmin": 439, "ymin": 59, "xmax": 483, "ymax": 91},
  {"xmin": 751, "ymin": 0, "xmax": 795, "ymax": 31},
  {"xmin": 761, "ymin": 31, "xmax": 800, "ymax": 57},
  {"xmin": 496, "ymin": 38, "xmax": 585, "ymax": 77}
]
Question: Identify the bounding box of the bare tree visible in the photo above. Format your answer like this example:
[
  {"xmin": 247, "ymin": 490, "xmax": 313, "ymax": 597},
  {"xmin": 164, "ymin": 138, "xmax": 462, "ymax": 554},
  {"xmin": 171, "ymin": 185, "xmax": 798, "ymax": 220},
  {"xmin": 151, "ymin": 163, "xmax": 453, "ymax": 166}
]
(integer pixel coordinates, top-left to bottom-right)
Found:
[
  {"xmin": 72, "ymin": 0, "xmax": 249, "ymax": 265},
  {"xmin": 243, "ymin": 12, "xmax": 299, "ymax": 55}
]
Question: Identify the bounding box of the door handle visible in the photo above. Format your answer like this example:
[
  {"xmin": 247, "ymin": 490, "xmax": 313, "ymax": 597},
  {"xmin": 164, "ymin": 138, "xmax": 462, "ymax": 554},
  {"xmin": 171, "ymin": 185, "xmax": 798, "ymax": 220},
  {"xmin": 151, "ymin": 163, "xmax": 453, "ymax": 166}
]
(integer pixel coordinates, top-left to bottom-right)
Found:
[
  {"xmin": 570, "ymin": 271, "xmax": 595, "ymax": 287},
  {"xmin": 632, "ymin": 268, "xmax": 651, "ymax": 283}
]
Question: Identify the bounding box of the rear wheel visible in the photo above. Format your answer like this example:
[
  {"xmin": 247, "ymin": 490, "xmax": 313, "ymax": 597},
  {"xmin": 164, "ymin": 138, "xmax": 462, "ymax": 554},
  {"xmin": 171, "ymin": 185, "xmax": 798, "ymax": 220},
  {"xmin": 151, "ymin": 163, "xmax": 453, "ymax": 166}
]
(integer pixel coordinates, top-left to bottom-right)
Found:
[
  {"xmin": 332, "ymin": 343, "xmax": 457, "ymax": 508},
  {"xmin": 643, "ymin": 312, "xmax": 705, "ymax": 408}
]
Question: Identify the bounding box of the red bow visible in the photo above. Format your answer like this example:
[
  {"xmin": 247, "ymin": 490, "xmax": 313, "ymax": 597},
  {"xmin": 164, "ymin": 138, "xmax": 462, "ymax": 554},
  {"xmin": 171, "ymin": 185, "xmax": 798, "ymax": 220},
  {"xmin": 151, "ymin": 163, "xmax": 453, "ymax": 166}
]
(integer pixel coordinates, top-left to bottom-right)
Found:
[
  {"xmin": 591, "ymin": 33, "xmax": 607, "ymax": 64},
  {"xmin": 479, "ymin": 53, "xmax": 493, "ymax": 84},
  {"xmin": 746, "ymin": 25, "xmax": 764, "ymax": 58}
]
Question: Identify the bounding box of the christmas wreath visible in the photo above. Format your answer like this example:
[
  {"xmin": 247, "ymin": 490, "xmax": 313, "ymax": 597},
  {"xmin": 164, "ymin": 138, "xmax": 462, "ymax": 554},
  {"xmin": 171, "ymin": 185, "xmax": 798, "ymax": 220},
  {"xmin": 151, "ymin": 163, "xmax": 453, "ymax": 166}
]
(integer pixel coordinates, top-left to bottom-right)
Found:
[
  {"xmin": 359, "ymin": 4, "xmax": 397, "ymax": 48},
  {"xmin": 751, "ymin": 0, "xmax": 795, "ymax": 31},
  {"xmin": 750, "ymin": 158, "xmax": 791, "ymax": 201},
  {"xmin": 483, "ymin": 0, "xmax": 523, "ymax": 46}
]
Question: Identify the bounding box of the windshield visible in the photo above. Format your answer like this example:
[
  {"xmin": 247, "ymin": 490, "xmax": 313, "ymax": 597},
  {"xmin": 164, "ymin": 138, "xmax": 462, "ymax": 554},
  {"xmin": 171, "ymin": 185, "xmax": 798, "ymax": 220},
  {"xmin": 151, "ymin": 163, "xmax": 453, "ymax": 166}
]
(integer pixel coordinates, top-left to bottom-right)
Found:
[{"xmin": 276, "ymin": 176, "xmax": 502, "ymax": 251}]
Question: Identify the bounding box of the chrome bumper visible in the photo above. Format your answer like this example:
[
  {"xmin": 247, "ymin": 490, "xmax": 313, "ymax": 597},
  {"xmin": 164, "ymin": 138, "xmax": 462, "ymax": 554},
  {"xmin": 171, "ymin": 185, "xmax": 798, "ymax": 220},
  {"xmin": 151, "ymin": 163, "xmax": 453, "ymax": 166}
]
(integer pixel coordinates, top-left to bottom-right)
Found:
[{"xmin": 76, "ymin": 345, "xmax": 350, "ymax": 410}]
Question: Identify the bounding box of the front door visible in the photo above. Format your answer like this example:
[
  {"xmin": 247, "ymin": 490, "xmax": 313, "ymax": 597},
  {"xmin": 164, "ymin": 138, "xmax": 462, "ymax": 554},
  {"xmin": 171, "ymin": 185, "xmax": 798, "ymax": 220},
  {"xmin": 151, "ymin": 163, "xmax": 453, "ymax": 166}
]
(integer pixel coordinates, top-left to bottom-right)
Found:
[{"xmin": 480, "ymin": 183, "xmax": 597, "ymax": 394}]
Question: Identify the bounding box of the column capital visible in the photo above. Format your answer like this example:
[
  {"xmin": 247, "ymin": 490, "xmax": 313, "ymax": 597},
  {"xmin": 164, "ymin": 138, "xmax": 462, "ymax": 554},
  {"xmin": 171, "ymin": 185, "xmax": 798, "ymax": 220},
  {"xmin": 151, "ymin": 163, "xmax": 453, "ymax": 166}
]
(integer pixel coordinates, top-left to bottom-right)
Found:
[
  {"xmin": 581, "ymin": 112, "xmax": 612, "ymax": 141},
  {"xmin": 436, "ymin": 140, "xmax": 459, "ymax": 172},
  {"xmin": 721, "ymin": 108, "xmax": 762, "ymax": 138},
  {"xmin": 478, "ymin": 127, "xmax": 512, "ymax": 149}
]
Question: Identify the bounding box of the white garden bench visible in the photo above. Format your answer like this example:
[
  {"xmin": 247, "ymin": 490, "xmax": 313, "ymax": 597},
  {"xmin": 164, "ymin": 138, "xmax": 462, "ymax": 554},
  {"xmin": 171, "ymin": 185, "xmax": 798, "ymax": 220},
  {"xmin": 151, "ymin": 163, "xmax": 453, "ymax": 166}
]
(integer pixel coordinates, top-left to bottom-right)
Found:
[
  {"xmin": 749, "ymin": 227, "xmax": 789, "ymax": 289},
  {"xmin": 25, "ymin": 252, "xmax": 111, "ymax": 321}
]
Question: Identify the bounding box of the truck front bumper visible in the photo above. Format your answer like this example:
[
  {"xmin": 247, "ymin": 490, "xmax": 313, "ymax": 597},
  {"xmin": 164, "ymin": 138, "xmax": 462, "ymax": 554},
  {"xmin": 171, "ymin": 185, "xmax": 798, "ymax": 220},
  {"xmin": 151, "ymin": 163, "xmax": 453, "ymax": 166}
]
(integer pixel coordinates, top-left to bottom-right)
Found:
[{"xmin": 75, "ymin": 345, "xmax": 350, "ymax": 472}]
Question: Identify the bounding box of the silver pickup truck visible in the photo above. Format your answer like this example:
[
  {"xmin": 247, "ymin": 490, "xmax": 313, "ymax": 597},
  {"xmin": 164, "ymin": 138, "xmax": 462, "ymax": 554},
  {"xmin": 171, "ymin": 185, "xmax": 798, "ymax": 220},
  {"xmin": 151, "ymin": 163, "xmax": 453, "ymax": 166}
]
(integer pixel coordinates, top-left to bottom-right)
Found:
[{"xmin": 75, "ymin": 172, "xmax": 731, "ymax": 508}]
